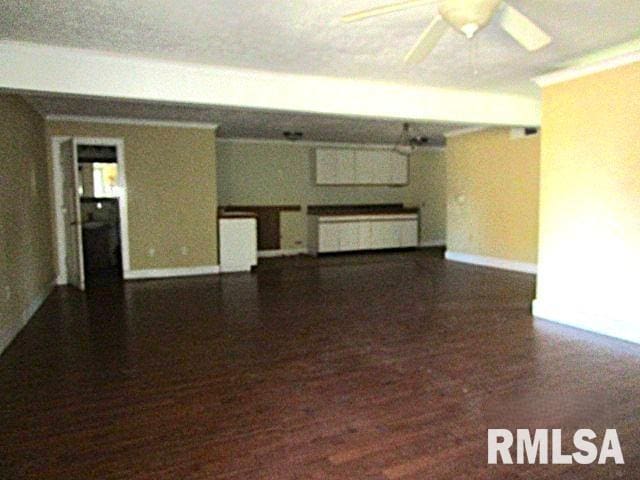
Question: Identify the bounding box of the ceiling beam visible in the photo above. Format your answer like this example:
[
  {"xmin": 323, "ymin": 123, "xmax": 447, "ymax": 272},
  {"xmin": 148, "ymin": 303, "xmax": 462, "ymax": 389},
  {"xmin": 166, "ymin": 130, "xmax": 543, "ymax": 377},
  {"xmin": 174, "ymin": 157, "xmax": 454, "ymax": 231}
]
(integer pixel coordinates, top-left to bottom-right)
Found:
[{"xmin": 0, "ymin": 41, "xmax": 541, "ymax": 127}]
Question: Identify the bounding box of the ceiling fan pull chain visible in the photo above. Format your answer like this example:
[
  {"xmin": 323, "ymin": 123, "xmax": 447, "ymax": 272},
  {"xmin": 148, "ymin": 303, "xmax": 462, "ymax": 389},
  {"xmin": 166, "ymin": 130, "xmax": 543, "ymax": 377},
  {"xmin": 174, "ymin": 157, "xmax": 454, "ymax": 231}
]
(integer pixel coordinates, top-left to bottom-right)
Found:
[
  {"xmin": 473, "ymin": 35, "xmax": 479, "ymax": 76},
  {"xmin": 467, "ymin": 37, "xmax": 475, "ymax": 75}
]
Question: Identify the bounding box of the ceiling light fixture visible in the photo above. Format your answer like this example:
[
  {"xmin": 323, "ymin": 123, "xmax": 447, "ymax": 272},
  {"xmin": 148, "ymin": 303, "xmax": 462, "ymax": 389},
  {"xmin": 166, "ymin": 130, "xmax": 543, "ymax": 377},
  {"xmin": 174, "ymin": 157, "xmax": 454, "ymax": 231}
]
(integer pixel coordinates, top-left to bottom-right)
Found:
[
  {"xmin": 283, "ymin": 131, "xmax": 303, "ymax": 141},
  {"xmin": 394, "ymin": 122, "xmax": 415, "ymax": 156},
  {"xmin": 394, "ymin": 122, "xmax": 431, "ymax": 155}
]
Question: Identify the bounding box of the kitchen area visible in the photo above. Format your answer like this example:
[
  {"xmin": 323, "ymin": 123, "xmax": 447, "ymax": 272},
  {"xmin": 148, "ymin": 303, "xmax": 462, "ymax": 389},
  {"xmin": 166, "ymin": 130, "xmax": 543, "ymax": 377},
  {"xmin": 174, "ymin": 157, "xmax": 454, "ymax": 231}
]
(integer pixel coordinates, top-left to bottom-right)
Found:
[{"xmin": 216, "ymin": 142, "xmax": 445, "ymax": 272}]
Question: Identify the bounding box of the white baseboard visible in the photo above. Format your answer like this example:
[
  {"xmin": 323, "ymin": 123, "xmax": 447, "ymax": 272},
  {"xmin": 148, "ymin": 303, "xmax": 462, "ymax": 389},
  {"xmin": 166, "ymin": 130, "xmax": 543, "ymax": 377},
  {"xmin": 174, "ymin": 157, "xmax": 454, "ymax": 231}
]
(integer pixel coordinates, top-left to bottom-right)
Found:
[
  {"xmin": 445, "ymin": 251, "xmax": 537, "ymax": 274},
  {"xmin": 258, "ymin": 248, "xmax": 307, "ymax": 258},
  {"xmin": 219, "ymin": 264, "xmax": 253, "ymax": 273},
  {"xmin": 533, "ymin": 299, "xmax": 640, "ymax": 345},
  {"xmin": 419, "ymin": 240, "xmax": 446, "ymax": 248},
  {"xmin": 0, "ymin": 281, "xmax": 55, "ymax": 355},
  {"xmin": 124, "ymin": 265, "xmax": 220, "ymax": 280}
]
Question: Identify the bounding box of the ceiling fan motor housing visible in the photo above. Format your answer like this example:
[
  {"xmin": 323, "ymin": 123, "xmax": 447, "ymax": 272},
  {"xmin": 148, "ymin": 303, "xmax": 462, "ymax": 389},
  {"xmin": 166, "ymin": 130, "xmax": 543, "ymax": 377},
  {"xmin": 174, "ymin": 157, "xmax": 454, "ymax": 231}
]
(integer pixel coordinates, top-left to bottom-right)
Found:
[{"xmin": 438, "ymin": 0, "xmax": 502, "ymax": 37}]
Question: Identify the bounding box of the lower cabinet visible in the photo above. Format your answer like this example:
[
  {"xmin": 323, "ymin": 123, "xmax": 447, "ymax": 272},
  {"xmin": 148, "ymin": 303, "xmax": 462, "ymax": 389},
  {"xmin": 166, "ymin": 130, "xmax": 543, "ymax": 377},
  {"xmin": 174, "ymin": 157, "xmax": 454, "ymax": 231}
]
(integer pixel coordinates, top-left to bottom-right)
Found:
[
  {"xmin": 318, "ymin": 222, "xmax": 341, "ymax": 252},
  {"xmin": 309, "ymin": 214, "xmax": 418, "ymax": 254}
]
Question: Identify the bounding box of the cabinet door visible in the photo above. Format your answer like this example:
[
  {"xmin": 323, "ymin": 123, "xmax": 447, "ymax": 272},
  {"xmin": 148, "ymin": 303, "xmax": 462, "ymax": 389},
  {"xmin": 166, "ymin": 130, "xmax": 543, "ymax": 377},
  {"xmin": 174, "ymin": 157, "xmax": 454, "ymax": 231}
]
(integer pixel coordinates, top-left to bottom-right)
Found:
[
  {"xmin": 338, "ymin": 222, "xmax": 360, "ymax": 251},
  {"xmin": 399, "ymin": 220, "xmax": 418, "ymax": 247},
  {"xmin": 355, "ymin": 150, "xmax": 388, "ymax": 184},
  {"xmin": 386, "ymin": 221, "xmax": 402, "ymax": 248},
  {"xmin": 357, "ymin": 221, "xmax": 371, "ymax": 250},
  {"xmin": 318, "ymin": 222, "xmax": 341, "ymax": 252},
  {"xmin": 369, "ymin": 221, "xmax": 387, "ymax": 249},
  {"xmin": 389, "ymin": 152, "xmax": 409, "ymax": 185},
  {"xmin": 316, "ymin": 149, "xmax": 338, "ymax": 184},
  {"xmin": 335, "ymin": 150, "xmax": 356, "ymax": 184}
]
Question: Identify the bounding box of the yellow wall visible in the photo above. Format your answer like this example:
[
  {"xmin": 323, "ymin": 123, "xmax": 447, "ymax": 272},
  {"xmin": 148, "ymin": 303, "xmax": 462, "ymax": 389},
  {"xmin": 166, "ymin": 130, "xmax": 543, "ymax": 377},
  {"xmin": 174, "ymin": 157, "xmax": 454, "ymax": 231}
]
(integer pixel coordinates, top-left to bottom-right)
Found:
[
  {"xmin": 446, "ymin": 128, "xmax": 540, "ymax": 263},
  {"xmin": 216, "ymin": 141, "xmax": 447, "ymax": 250},
  {"xmin": 535, "ymin": 61, "xmax": 640, "ymax": 341},
  {"xmin": 47, "ymin": 122, "xmax": 218, "ymax": 271},
  {"xmin": 0, "ymin": 94, "xmax": 55, "ymax": 353}
]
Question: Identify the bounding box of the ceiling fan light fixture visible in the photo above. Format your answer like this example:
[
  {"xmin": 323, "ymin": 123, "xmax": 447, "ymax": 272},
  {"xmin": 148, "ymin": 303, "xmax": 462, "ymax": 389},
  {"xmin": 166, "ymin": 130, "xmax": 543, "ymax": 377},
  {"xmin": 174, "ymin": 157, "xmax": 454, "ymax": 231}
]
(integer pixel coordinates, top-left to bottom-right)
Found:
[
  {"xmin": 410, "ymin": 135, "xmax": 431, "ymax": 147},
  {"xmin": 461, "ymin": 22, "xmax": 479, "ymax": 38},
  {"xmin": 341, "ymin": 0, "xmax": 552, "ymax": 64},
  {"xmin": 393, "ymin": 122, "xmax": 428, "ymax": 155},
  {"xmin": 283, "ymin": 131, "xmax": 303, "ymax": 141}
]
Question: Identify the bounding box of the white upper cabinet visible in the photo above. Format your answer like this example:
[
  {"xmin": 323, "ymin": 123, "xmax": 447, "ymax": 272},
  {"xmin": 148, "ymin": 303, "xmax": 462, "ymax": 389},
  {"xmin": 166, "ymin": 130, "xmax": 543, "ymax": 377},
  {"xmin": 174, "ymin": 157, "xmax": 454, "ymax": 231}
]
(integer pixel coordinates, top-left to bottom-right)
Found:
[
  {"xmin": 316, "ymin": 149, "xmax": 356, "ymax": 184},
  {"xmin": 335, "ymin": 150, "xmax": 356, "ymax": 184},
  {"xmin": 316, "ymin": 149, "xmax": 339, "ymax": 184},
  {"xmin": 316, "ymin": 148, "xmax": 408, "ymax": 186},
  {"xmin": 389, "ymin": 152, "xmax": 409, "ymax": 185},
  {"xmin": 315, "ymin": 149, "xmax": 337, "ymax": 184},
  {"xmin": 355, "ymin": 150, "xmax": 387, "ymax": 184}
]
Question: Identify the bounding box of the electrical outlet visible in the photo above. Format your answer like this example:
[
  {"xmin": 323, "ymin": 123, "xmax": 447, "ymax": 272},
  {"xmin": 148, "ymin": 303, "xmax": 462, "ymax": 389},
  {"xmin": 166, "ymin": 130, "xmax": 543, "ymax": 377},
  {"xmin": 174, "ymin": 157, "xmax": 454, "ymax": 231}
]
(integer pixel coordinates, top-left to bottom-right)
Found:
[
  {"xmin": 181, "ymin": 246, "xmax": 189, "ymax": 256},
  {"xmin": 148, "ymin": 248, "xmax": 156, "ymax": 257}
]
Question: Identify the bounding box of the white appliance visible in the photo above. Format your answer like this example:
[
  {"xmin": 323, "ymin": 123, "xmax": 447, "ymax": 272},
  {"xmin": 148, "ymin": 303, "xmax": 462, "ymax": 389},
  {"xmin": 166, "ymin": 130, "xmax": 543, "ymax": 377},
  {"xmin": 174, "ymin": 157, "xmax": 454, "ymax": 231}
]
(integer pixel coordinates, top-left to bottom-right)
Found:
[{"xmin": 219, "ymin": 215, "xmax": 258, "ymax": 273}]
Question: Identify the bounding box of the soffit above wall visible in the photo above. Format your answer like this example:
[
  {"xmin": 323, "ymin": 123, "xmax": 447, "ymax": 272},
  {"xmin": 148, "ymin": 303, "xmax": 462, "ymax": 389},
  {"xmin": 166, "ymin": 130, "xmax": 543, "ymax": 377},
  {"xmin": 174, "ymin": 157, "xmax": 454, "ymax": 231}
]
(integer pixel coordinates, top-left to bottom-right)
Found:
[
  {"xmin": 1, "ymin": 41, "xmax": 541, "ymax": 127},
  {"xmin": 27, "ymin": 94, "xmax": 471, "ymax": 145}
]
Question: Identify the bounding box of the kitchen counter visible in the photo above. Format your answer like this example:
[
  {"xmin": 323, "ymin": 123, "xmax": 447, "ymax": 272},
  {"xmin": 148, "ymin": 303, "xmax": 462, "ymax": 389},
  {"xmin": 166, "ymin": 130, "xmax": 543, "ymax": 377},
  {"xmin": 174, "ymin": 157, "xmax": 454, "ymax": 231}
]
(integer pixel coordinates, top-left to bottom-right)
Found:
[
  {"xmin": 218, "ymin": 205, "xmax": 300, "ymax": 251},
  {"xmin": 307, "ymin": 204, "xmax": 419, "ymax": 216},
  {"xmin": 218, "ymin": 211, "xmax": 259, "ymax": 219}
]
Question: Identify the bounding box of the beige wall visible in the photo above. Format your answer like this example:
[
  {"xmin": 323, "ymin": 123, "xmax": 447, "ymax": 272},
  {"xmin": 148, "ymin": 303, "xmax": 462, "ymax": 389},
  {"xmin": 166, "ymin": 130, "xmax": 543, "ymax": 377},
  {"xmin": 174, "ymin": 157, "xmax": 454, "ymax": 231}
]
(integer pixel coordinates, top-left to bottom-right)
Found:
[
  {"xmin": 535, "ymin": 61, "xmax": 640, "ymax": 342},
  {"xmin": 216, "ymin": 141, "xmax": 447, "ymax": 250},
  {"xmin": 1, "ymin": 94, "xmax": 55, "ymax": 353},
  {"xmin": 446, "ymin": 128, "xmax": 540, "ymax": 264},
  {"xmin": 47, "ymin": 122, "xmax": 218, "ymax": 271}
]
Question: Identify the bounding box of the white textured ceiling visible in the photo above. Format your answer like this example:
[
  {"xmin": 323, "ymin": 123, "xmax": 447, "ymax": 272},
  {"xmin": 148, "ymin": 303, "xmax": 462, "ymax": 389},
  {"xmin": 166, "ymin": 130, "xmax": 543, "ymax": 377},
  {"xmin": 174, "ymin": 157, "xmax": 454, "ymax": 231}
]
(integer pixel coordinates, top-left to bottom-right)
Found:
[
  {"xmin": 2, "ymin": 1, "xmax": 640, "ymax": 97},
  {"xmin": 26, "ymin": 94, "xmax": 465, "ymax": 145}
]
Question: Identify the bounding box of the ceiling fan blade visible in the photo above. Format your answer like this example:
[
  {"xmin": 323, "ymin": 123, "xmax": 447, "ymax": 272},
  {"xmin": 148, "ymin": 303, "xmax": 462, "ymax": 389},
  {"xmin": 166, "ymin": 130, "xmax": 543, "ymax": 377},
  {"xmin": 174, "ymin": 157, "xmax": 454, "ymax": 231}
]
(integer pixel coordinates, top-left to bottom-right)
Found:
[
  {"xmin": 404, "ymin": 14, "xmax": 449, "ymax": 64},
  {"xmin": 499, "ymin": 3, "xmax": 551, "ymax": 51},
  {"xmin": 341, "ymin": 0, "xmax": 437, "ymax": 23}
]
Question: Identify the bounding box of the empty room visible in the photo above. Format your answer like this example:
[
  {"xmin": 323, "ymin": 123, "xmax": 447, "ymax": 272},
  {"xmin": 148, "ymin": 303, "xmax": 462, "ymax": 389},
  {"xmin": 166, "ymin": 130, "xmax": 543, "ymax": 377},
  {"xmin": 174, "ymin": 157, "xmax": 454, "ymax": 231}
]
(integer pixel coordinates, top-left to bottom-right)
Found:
[{"xmin": 1, "ymin": 1, "xmax": 639, "ymax": 478}]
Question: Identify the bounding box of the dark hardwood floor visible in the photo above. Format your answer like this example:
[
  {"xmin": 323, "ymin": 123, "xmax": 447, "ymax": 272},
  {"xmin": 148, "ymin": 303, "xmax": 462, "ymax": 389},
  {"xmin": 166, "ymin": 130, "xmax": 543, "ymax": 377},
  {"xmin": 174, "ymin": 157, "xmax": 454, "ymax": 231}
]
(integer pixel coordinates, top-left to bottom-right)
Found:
[{"xmin": 1, "ymin": 250, "xmax": 639, "ymax": 479}]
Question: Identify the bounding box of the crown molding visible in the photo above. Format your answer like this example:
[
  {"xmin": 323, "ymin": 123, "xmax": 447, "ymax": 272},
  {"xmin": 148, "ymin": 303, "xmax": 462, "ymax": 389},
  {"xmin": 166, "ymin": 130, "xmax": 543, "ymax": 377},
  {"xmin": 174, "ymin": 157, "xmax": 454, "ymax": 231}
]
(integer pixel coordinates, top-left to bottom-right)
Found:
[
  {"xmin": 46, "ymin": 114, "xmax": 218, "ymax": 130},
  {"xmin": 533, "ymin": 50, "xmax": 640, "ymax": 88},
  {"xmin": 216, "ymin": 136, "xmax": 445, "ymax": 151}
]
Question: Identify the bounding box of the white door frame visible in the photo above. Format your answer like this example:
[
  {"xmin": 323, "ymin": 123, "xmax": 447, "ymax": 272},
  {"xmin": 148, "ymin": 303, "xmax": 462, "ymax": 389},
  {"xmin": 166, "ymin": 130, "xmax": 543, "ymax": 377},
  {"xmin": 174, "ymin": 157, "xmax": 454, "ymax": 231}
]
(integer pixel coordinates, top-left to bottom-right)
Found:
[{"xmin": 51, "ymin": 136, "xmax": 130, "ymax": 284}]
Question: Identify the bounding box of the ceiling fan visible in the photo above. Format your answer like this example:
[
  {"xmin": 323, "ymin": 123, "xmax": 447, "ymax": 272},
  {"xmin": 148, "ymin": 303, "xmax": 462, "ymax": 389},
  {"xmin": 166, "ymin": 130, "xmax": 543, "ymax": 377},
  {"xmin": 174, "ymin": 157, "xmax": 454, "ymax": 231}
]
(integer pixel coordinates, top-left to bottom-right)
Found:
[{"xmin": 342, "ymin": 0, "xmax": 551, "ymax": 64}]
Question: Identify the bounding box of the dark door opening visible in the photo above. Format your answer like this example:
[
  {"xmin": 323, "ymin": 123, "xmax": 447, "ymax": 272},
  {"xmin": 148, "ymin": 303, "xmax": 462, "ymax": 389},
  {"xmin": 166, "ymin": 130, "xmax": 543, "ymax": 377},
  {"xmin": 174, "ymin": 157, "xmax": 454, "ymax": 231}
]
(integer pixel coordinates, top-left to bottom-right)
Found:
[{"xmin": 76, "ymin": 144, "xmax": 123, "ymax": 287}]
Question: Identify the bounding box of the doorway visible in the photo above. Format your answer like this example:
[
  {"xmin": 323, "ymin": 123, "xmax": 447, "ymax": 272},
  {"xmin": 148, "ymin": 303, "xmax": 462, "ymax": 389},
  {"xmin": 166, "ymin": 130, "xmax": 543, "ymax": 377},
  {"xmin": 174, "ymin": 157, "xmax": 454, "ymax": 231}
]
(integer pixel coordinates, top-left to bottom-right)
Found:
[{"xmin": 54, "ymin": 137, "xmax": 129, "ymax": 290}]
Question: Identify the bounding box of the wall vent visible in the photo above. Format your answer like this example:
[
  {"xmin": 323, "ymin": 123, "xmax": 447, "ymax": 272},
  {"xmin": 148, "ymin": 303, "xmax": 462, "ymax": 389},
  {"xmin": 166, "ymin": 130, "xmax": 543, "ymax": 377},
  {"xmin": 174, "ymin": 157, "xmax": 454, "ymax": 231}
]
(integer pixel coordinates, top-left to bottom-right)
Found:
[{"xmin": 510, "ymin": 127, "xmax": 539, "ymax": 139}]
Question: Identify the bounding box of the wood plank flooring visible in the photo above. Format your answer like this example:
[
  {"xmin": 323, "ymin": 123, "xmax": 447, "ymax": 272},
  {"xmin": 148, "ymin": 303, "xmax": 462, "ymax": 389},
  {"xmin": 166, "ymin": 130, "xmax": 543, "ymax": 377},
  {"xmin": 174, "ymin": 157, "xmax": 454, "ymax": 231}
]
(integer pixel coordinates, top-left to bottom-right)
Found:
[{"xmin": 1, "ymin": 250, "xmax": 639, "ymax": 479}]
